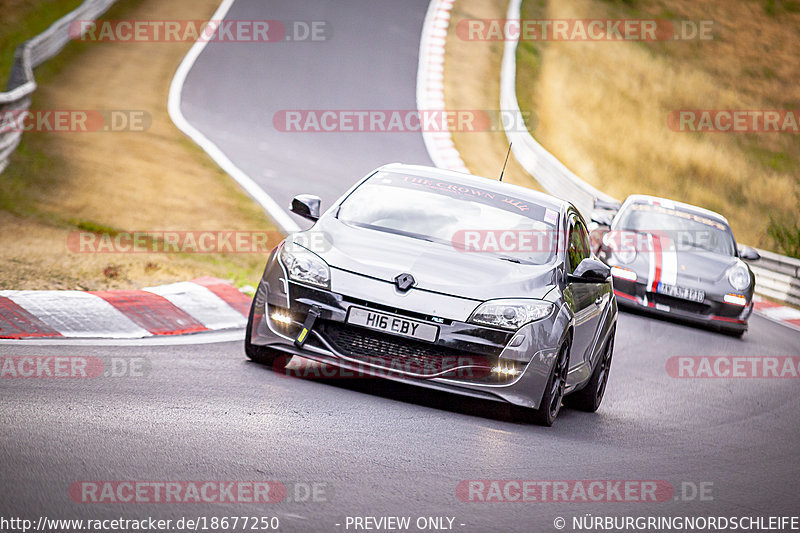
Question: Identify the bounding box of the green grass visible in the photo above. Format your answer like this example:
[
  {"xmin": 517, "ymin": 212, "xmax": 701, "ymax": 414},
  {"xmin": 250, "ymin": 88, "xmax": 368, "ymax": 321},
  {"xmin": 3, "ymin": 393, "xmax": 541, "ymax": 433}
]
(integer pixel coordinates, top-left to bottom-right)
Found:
[
  {"xmin": 514, "ymin": 0, "xmax": 547, "ymax": 133},
  {"xmin": 515, "ymin": 0, "xmax": 799, "ymax": 257},
  {"xmin": 0, "ymin": 0, "xmax": 85, "ymax": 89}
]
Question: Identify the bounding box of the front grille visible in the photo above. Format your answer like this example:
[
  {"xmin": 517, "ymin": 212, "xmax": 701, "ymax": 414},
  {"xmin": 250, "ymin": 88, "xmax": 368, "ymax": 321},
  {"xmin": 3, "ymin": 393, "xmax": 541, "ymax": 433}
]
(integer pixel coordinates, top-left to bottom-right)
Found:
[
  {"xmin": 316, "ymin": 320, "xmax": 504, "ymax": 379},
  {"xmin": 650, "ymin": 293, "xmax": 711, "ymax": 315}
]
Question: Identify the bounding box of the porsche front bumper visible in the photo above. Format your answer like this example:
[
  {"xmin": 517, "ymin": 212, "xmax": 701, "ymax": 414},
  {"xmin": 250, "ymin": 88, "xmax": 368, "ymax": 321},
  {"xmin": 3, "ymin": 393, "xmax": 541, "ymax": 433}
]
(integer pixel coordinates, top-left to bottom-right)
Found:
[{"xmin": 612, "ymin": 277, "xmax": 753, "ymax": 333}]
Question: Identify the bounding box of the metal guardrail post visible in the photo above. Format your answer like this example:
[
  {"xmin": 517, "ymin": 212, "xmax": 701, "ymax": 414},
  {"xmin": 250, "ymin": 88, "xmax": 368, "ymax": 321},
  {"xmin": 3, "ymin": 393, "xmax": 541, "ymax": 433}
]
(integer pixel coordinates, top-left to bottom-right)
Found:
[{"xmin": 0, "ymin": 0, "xmax": 118, "ymax": 172}]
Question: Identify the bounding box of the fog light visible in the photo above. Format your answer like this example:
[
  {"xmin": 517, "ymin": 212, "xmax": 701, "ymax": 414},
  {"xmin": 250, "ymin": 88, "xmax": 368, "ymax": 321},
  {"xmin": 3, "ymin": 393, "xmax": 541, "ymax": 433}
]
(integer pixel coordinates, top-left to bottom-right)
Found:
[
  {"xmin": 611, "ymin": 266, "xmax": 637, "ymax": 282},
  {"xmin": 723, "ymin": 293, "xmax": 747, "ymax": 306},
  {"xmin": 271, "ymin": 310, "xmax": 293, "ymax": 325},
  {"xmin": 492, "ymin": 366, "xmax": 520, "ymax": 377}
]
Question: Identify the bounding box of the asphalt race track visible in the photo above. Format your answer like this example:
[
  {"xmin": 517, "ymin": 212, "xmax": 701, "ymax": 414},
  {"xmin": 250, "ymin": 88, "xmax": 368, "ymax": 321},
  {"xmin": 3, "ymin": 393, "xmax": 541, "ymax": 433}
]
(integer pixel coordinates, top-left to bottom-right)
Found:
[
  {"xmin": 178, "ymin": 0, "xmax": 433, "ymax": 216},
  {"xmin": 2, "ymin": 1, "xmax": 800, "ymax": 532},
  {"xmin": 3, "ymin": 312, "xmax": 800, "ymax": 531}
]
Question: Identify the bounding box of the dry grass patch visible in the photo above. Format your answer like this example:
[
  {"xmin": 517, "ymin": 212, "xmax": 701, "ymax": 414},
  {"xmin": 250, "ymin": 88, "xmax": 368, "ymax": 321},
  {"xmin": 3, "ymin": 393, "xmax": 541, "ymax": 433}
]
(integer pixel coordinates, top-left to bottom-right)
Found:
[
  {"xmin": 516, "ymin": 0, "xmax": 800, "ymax": 250},
  {"xmin": 0, "ymin": 0, "xmax": 281, "ymax": 289},
  {"xmin": 443, "ymin": 0, "xmax": 542, "ymax": 190}
]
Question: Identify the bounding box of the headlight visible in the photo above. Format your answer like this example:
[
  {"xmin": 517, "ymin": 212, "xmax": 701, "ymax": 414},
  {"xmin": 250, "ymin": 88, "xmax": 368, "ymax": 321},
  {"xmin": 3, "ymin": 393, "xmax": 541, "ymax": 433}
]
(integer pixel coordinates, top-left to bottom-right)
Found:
[
  {"xmin": 280, "ymin": 243, "xmax": 330, "ymax": 289},
  {"xmin": 469, "ymin": 299, "xmax": 553, "ymax": 330},
  {"xmin": 727, "ymin": 264, "xmax": 750, "ymax": 291}
]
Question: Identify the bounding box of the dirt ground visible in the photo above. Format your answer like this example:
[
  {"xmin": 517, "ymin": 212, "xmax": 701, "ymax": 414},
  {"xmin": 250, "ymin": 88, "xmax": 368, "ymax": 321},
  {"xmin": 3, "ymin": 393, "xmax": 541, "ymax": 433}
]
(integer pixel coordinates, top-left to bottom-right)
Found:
[{"xmin": 0, "ymin": 0, "xmax": 282, "ymax": 290}]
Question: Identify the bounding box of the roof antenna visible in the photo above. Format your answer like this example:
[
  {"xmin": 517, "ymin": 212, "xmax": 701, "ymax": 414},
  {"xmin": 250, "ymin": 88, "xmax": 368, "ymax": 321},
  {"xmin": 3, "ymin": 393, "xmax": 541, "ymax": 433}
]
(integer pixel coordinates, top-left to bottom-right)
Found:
[{"xmin": 499, "ymin": 142, "xmax": 512, "ymax": 182}]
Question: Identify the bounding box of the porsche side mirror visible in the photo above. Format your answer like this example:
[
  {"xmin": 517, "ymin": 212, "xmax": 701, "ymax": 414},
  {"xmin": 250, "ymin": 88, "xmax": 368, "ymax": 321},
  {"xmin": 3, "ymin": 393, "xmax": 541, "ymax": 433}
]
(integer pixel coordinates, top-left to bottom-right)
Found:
[
  {"xmin": 290, "ymin": 194, "xmax": 321, "ymax": 222},
  {"xmin": 568, "ymin": 258, "xmax": 611, "ymax": 283},
  {"xmin": 738, "ymin": 245, "xmax": 760, "ymax": 261}
]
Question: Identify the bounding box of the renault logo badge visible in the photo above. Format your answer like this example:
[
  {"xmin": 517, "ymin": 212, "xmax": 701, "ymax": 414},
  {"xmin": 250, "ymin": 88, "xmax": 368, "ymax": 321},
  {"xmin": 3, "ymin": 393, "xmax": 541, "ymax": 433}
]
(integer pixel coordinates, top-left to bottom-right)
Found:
[{"xmin": 394, "ymin": 273, "xmax": 415, "ymax": 292}]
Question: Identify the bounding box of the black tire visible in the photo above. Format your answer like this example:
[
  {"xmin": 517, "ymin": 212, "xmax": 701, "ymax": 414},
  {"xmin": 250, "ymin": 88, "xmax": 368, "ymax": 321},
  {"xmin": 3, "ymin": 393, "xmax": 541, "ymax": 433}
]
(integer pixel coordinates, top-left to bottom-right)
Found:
[
  {"xmin": 565, "ymin": 326, "xmax": 615, "ymax": 412},
  {"xmin": 516, "ymin": 340, "xmax": 570, "ymax": 426},
  {"xmin": 244, "ymin": 297, "xmax": 291, "ymax": 369}
]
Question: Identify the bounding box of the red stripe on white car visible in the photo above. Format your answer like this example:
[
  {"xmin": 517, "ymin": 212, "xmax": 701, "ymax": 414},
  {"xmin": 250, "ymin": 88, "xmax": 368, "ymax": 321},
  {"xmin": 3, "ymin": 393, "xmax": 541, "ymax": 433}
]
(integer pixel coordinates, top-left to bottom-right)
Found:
[{"xmin": 651, "ymin": 235, "xmax": 662, "ymax": 293}]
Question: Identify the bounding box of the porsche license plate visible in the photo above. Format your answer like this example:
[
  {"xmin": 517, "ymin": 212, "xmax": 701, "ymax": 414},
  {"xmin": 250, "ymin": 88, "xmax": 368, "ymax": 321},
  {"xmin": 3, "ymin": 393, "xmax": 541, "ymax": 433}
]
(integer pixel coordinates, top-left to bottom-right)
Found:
[
  {"xmin": 347, "ymin": 307, "xmax": 438, "ymax": 342},
  {"xmin": 657, "ymin": 283, "xmax": 705, "ymax": 303}
]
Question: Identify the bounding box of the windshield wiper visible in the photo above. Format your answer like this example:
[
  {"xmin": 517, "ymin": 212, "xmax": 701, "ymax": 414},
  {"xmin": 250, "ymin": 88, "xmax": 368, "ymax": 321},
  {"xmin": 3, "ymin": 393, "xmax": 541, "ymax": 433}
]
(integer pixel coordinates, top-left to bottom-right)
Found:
[{"xmin": 346, "ymin": 222, "xmax": 434, "ymax": 242}]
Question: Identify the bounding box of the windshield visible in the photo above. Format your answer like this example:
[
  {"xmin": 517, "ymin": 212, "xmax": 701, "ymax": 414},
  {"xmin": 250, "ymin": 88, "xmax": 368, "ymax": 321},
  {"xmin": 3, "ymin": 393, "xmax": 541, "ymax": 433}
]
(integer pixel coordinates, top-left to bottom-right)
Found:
[
  {"xmin": 336, "ymin": 172, "xmax": 559, "ymax": 265},
  {"xmin": 614, "ymin": 203, "xmax": 736, "ymax": 256}
]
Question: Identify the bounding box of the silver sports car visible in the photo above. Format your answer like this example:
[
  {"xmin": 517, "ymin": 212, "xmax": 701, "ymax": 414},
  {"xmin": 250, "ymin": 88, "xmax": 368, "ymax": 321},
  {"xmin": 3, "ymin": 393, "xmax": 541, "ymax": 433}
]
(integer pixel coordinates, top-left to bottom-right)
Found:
[
  {"xmin": 245, "ymin": 164, "xmax": 618, "ymax": 425},
  {"xmin": 592, "ymin": 194, "xmax": 758, "ymax": 336}
]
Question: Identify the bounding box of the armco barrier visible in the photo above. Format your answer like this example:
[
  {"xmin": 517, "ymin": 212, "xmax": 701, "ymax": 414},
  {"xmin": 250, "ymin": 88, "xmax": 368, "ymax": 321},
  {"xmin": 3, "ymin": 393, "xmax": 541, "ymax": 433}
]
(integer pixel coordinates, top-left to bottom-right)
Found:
[
  {"xmin": 0, "ymin": 0, "xmax": 117, "ymax": 173},
  {"xmin": 498, "ymin": 0, "xmax": 799, "ymax": 308},
  {"xmin": 747, "ymin": 249, "xmax": 800, "ymax": 308}
]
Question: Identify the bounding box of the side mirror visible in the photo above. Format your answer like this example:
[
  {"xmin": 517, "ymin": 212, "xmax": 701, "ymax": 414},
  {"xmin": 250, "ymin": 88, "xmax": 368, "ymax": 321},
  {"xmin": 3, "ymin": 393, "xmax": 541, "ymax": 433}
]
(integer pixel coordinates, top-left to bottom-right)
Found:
[
  {"xmin": 290, "ymin": 194, "xmax": 321, "ymax": 222},
  {"xmin": 568, "ymin": 258, "xmax": 611, "ymax": 283},
  {"xmin": 738, "ymin": 245, "xmax": 760, "ymax": 261}
]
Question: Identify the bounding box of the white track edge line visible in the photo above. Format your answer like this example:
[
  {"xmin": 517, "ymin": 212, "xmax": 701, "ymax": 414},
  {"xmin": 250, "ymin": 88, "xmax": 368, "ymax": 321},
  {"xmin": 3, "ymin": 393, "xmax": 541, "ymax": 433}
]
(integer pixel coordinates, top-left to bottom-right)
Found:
[{"xmin": 167, "ymin": 0, "xmax": 301, "ymax": 234}]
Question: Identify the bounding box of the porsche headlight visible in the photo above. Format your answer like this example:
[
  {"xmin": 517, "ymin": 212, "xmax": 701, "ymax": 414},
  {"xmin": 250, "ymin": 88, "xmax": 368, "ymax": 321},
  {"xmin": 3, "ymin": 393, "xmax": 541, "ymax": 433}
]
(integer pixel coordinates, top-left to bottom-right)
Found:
[
  {"xmin": 469, "ymin": 300, "xmax": 553, "ymax": 330},
  {"xmin": 727, "ymin": 264, "xmax": 750, "ymax": 291},
  {"xmin": 280, "ymin": 244, "xmax": 330, "ymax": 289}
]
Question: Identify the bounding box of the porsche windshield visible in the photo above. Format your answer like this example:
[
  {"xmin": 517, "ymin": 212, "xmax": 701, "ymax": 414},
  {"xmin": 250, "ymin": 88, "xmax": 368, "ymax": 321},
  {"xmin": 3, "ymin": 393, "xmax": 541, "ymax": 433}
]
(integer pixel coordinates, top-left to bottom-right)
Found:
[
  {"xmin": 336, "ymin": 172, "xmax": 559, "ymax": 265},
  {"xmin": 615, "ymin": 203, "xmax": 736, "ymax": 256}
]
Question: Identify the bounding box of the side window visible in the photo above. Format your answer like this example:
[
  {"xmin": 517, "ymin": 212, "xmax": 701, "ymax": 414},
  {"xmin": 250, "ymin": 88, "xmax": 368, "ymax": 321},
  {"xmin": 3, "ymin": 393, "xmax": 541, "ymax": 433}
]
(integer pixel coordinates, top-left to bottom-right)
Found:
[{"xmin": 567, "ymin": 217, "xmax": 590, "ymax": 273}]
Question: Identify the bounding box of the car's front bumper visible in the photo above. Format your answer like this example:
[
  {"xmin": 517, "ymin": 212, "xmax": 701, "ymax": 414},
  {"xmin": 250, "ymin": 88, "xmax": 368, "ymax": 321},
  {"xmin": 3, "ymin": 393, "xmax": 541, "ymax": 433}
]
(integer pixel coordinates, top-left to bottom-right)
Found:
[
  {"xmin": 611, "ymin": 277, "xmax": 752, "ymax": 333},
  {"xmin": 249, "ymin": 253, "xmax": 567, "ymax": 409}
]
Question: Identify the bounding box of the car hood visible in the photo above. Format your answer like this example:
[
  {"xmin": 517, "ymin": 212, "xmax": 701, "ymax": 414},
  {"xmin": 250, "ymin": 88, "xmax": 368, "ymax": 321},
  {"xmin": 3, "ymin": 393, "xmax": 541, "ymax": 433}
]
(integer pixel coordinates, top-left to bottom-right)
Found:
[
  {"xmin": 295, "ymin": 217, "xmax": 558, "ymax": 301},
  {"xmin": 624, "ymin": 246, "xmax": 738, "ymax": 285}
]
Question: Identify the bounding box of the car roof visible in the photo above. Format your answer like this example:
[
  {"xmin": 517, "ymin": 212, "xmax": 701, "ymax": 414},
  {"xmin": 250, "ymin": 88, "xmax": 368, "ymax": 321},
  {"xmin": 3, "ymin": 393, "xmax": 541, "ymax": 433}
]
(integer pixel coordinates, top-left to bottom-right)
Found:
[
  {"xmin": 378, "ymin": 163, "xmax": 570, "ymax": 214},
  {"xmin": 621, "ymin": 194, "xmax": 730, "ymax": 226}
]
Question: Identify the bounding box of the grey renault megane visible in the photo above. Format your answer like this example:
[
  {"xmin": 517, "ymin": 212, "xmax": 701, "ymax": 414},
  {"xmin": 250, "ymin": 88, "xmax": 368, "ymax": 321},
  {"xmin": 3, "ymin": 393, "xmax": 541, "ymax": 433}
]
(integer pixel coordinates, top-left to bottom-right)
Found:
[{"xmin": 245, "ymin": 164, "xmax": 617, "ymax": 426}]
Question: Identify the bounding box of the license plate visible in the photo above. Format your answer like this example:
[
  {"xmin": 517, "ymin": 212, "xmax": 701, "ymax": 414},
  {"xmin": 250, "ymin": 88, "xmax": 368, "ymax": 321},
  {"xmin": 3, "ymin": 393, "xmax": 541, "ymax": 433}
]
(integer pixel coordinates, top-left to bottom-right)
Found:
[
  {"xmin": 657, "ymin": 283, "xmax": 705, "ymax": 303},
  {"xmin": 347, "ymin": 307, "xmax": 439, "ymax": 343}
]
